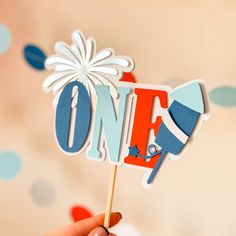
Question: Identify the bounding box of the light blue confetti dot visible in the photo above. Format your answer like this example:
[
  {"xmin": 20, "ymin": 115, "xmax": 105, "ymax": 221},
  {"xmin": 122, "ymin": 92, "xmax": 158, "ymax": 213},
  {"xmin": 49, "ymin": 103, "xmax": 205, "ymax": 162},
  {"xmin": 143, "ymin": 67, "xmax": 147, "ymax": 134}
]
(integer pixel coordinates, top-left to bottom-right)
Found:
[
  {"xmin": 0, "ymin": 24, "xmax": 11, "ymax": 54},
  {"xmin": 209, "ymin": 86, "xmax": 236, "ymax": 107},
  {"xmin": 0, "ymin": 151, "xmax": 22, "ymax": 179}
]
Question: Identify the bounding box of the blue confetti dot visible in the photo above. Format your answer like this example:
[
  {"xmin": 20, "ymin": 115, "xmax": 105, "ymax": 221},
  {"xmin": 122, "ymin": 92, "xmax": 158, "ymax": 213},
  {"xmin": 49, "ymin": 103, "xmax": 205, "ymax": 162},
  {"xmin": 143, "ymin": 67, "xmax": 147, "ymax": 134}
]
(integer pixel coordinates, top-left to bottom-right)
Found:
[
  {"xmin": 0, "ymin": 24, "xmax": 11, "ymax": 54},
  {"xmin": 23, "ymin": 44, "xmax": 47, "ymax": 70},
  {"xmin": 209, "ymin": 86, "xmax": 236, "ymax": 107},
  {"xmin": 0, "ymin": 151, "xmax": 22, "ymax": 179}
]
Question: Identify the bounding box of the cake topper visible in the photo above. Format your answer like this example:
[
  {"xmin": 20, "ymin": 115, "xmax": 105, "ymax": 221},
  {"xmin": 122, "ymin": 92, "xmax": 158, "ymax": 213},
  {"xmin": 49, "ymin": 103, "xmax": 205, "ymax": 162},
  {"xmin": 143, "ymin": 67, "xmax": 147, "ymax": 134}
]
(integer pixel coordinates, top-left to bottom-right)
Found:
[{"xmin": 43, "ymin": 28, "xmax": 208, "ymax": 228}]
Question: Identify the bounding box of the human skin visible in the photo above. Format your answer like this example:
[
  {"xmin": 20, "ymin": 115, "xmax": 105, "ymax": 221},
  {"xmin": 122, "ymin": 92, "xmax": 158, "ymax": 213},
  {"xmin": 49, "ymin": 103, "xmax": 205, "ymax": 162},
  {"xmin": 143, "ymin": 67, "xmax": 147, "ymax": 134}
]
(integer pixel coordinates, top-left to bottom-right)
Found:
[{"xmin": 45, "ymin": 212, "xmax": 122, "ymax": 236}]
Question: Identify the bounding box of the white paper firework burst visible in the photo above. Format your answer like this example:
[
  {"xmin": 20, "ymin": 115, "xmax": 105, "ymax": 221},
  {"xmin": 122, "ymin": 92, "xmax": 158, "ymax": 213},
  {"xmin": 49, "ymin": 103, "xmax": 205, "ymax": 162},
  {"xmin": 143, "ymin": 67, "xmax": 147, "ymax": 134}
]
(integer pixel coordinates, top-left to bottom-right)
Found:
[{"xmin": 43, "ymin": 29, "xmax": 134, "ymax": 107}]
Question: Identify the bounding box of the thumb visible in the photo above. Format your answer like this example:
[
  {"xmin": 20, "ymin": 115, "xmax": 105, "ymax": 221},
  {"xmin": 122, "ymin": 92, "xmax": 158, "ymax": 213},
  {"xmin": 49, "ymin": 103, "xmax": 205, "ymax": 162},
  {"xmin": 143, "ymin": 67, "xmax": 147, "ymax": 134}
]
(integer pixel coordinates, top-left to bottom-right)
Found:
[{"xmin": 88, "ymin": 226, "xmax": 117, "ymax": 236}]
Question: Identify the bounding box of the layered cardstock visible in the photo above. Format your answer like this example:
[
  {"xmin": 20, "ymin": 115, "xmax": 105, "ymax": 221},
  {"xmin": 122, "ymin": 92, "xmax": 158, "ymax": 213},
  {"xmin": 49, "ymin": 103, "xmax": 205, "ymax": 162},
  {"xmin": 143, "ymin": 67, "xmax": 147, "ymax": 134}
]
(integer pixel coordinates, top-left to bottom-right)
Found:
[{"xmin": 43, "ymin": 29, "xmax": 208, "ymax": 187}]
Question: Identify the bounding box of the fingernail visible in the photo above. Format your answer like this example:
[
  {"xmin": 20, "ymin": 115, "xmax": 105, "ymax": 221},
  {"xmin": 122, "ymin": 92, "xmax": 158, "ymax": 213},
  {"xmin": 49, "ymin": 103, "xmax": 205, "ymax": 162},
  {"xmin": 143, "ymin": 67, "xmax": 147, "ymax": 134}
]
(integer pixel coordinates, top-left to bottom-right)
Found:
[{"xmin": 88, "ymin": 226, "xmax": 109, "ymax": 236}]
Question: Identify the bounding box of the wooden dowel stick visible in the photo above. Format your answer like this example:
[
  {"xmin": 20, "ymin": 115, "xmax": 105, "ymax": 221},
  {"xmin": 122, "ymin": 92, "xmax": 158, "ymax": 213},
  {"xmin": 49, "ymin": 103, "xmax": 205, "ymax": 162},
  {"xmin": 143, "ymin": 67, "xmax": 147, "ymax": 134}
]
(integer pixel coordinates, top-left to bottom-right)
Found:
[{"xmin": 104, "ymin": 165, "xmax": 118, "ymax": 228}]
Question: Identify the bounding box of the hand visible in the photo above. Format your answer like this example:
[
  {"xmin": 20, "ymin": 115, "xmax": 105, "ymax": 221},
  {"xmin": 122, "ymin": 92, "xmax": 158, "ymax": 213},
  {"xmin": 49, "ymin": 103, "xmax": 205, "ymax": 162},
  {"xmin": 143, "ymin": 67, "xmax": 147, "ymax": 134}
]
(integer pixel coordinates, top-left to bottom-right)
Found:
[{"xmin": 45, "ymin": 212, "xmax": 122, "ymax": 236}]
